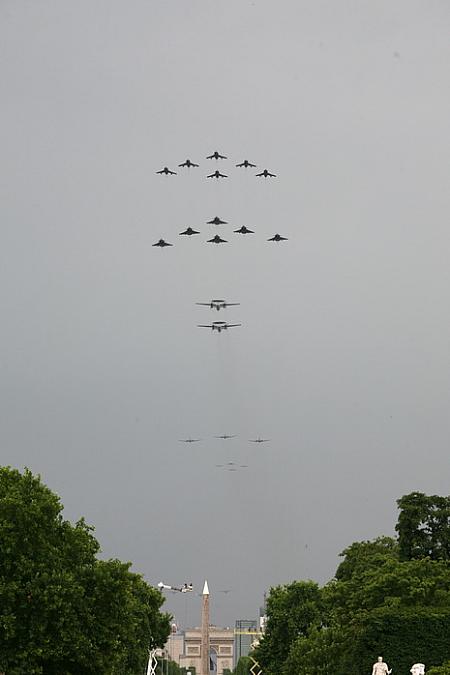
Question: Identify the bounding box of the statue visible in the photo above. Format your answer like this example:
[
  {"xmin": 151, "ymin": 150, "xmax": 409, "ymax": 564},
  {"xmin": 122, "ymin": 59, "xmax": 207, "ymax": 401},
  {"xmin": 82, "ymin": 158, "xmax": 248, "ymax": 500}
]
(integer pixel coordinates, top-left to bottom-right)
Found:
[
  {"xmin": 410, "ymin": 665, "xmax": 425, "ymax": 675},
  {"xmin": 372, "ymin": 656, "xmax": 392, "ymax": 675}
]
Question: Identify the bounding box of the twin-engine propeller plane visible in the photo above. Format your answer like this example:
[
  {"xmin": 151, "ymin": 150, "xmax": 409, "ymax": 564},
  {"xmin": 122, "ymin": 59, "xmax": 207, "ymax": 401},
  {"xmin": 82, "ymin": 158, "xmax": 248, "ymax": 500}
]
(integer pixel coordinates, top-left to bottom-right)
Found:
[
  {"xmin": 196, "ymin": 300, "xmax": 240, "ymax": 311},
  {"xmin": 198, "ymin": 321, "xmax": 241, "ymax": 332}
]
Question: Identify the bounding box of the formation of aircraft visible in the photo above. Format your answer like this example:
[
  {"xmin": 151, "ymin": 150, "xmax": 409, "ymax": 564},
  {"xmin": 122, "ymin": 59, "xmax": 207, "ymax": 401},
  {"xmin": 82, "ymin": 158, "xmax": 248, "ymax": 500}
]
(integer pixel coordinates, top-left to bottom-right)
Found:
[
  {"xmin": 179, "ymin": 159, "xmax": 199, "ymax": 168},
  {"xmin": 179, "ymin": 227, "xmax": 200, "ymax": 236},
  {"xmin": 152, "ymin": 238, "xmax": 173, "ymax": 247},
  {"xmin": 207, "ymin": 170, "xmax": 228, "ymax": 179},
  {"xmin": 196, "ymin": 300, "xmax": 240, "ymax": 310},
  {"xmin": 198, "ymin": 321, "xmax": 241, "ymax": 332},
  {"xmin": 236, "ymin": 159, "xmax": 256, "ymax": 168},
  {"xmin": 207, "ymin": 216, "xmax": 227, "ymax": 225},
  {"xmin": 234, "ymin": 225, "xmax": 254, "ymax": 234},
  {"xmin": 256, "ymin": 169, "xmax": 276, "ymax": 178},
  {"xmin": 207, "ymin": 151, "xmax": 227, "ymax": 160},
  {"xmin": 207, "ymin": 234, "xmax": 227, "ymax": 244},
  {"xmin": 249, "ymin": 437, "xmax": 270, "ymax": 443},
  {"xmin": 179, "ymin": 438, "xmax": 202, "ymax": 443},
  {"xmin": 215, "ymin": 434, "xmax": 237, "ymax": 439},
  {"xmin": 156, "ymin": 166, "xmax": 177, "ymax": 175},
  {"xmin": 268, "ymin": 233, "xmax": 288, "ymax": 242}
]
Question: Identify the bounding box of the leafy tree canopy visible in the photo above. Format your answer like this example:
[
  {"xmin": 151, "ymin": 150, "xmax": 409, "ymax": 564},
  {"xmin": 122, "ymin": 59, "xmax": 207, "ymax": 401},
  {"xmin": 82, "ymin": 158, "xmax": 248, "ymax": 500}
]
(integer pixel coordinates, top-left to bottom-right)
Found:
[
  {"xmin": 396, "ymin": 492, "xmax": 450, "ymax": 561},
  {"xmin": 0, "ymin": 467, "xmax": 171, "ymax": 675}
]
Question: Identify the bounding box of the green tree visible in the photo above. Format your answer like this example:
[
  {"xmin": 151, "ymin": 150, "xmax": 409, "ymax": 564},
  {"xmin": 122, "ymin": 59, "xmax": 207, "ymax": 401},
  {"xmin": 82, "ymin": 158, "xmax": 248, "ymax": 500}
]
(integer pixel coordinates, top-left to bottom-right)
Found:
[
  {"xmin": 254, "ymin": 581, "xmax": 322, "ymax": 675},
  {"xmin": 234, "ymin": 656, "xmax": 252, "ymax": 675},
  {"xmin": 429, "ymin": 661, "xmax": 450, "ymax": 675},
  {"xmin": 0, "ymin": 467, "xmax": 170, "ymax": 674},
  {"xmin": 396, "ymin": 492, "xmax": 450, "ymax": 561}
]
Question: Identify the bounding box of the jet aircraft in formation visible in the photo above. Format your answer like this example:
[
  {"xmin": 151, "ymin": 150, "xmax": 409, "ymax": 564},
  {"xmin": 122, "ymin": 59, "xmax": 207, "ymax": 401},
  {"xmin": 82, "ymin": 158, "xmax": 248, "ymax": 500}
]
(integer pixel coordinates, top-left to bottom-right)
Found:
[
  {"xmin": 153, "ymin": 238, "xmax": 173, "ymax": 247},
  {"xmin": 215, "ymin": 434, "xmax": 237, "ymax": 439},
  {"xmin": 236, "ymin": 159, "xmax": 257, "ymax": 168},
  {"xmin": 179, "ymin": 159, "xmax": 199, "ymax": 168},
  {"xmin": 207, "ymin": 216, "xmax": 227, "ymax": 225},
  {"xmin": 179, "ymin": 438, "xmax": 202, "ymax": 443},
  {"xmin": 207, "ymin": 234, "xmax": 227, "ymax": 244},
  {"xmin": 196, "ymin": 300, "xmax": 240, "ymax": 310},
  {"xmin": 179, "ymin": 227, "xmax": 200, "ymax": 236},
  {"xmin": 268, "ymin": 233, "xmax": 288, "ymax": 242},
  {"xmin": 156, "ymin": 166, "xmax": 177, "ymax": 175},
  {"xmin": 256, "ymin": 169, "xmax": 276, "ymax": 178},
  {"xmin": 207, "ymin": 170, "xmax": 228, "ymax": 179},
  {"xmin": 234, "ymin": 226, "xmax": 254, "ymax": 234},
  {"xmin": 206, "ymin": 151, "xmax": 227, "ymax": 160},
  {"xmin": 249, "ymin": 437, "xmax": 270, "ymax": 443},
  {"xmin": 198, "ymin": 321, "xmax": 241, "ymax": 332}
]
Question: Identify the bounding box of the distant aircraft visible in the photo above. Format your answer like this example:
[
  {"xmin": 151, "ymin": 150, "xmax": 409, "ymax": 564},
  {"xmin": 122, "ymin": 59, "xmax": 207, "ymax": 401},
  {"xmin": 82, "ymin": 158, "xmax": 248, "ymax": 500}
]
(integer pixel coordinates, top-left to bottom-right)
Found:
[
  {"xmin": 179, "ymin": 438, "xmax": 202, "ymax": 443},
  {"xmin": 179, "ymin": 227, "xmax": 200, "ymax": 236},
  {"xmin": 206, "ymin": 151, "xmax": 227, "ymax": 160},
  {"xmin": 207, "ymin": 170, "xmax": 228, "ymax": 179},
  {"xmin": 207, "ymin": 216, "xmax": 228, "ymax": 225},
  {"xmin": 249, "ymin": 437, "xmax": 270, "ymax": 443},
  {"xmin": 207, "ymin": 234, "xmax": 227, "ymax": 244},
  {"xmin": 158, "ymin": 582, "xmax": 193, "ymax": 593},
  {"xmin": 234, "ymin": 226, "xmax": 254, "ymax": 234},
  {"xmin": 156, "ymin": 167, "xmax": 177, "ymax": 175},
  {"xmin": 215, "ymin": 434, "xmax": 237, "ymax": 440},
  {"xmin": 196, "ymin": 300, "xmax": 240, "ymax": 311},
  {"xmin": 198, "ymin": 321, "xmax": 241, "ymax": 332},
  {"xmin": 152, "ymin": 238, "xmax": 173, "ymax": 247},
  {"xmin": 268, "ymin": 233, "xmax": 288, "ymax": 242},
  {"xmin": 179, "ymin": 159, "xmax": 199, "ymax": 168},
  {"xmin": 256, "ymin": 169, "xmax": 276, "ymax": 178},
  {"xmin": 236, "ymin": 160, "xmax": 257, "ymax": 168}
]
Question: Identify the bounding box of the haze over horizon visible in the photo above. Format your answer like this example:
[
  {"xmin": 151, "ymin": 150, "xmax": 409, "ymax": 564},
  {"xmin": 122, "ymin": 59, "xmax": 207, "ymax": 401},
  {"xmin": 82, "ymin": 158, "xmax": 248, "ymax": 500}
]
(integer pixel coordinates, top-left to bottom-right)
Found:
[{"xmin": 1, "ymin": 1, "xmax": 449, "ymax": 628}]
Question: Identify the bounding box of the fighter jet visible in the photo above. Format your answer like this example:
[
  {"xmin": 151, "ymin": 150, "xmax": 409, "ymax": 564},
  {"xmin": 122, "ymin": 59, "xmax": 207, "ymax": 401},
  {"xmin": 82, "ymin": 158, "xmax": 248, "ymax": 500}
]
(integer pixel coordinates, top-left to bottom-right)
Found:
[
  {"xmin": 179, "ymin": 159, "xmax": 199, "ymax": 168},
  {"xmin": 207, "ymin": 216, "xmax": 228, "ymax": 225},
  {"xmin": 256, "ymin": 169, "xmax": 276, "ymax": 178},
  {"xmin": 207, "ymin": 170, "xmax": 228, "ymax": 179},
  {"xmin": 236, "ymin": 160, "xmax": 256, "ymax": 168},
  {"xmin": 196, "ymin": 300, "xmax": 240, "ymax": 311},
  {"xmin": 152, "ymin": 238, "xmax": 173, "ymax": 247},
  {"xmin": 249, "ymin": 437, "xmax": 270, "ymax": 443},
  {"xmin": 214, "ymin": 434, "xmax": 237, "ymax": 440},
  {"xmin": 179, "ymin": 438, "xmax": 202, "ymax": 443},
  {"xmin": 198, "ymin": 321, "xmax": 241, "ymax": 332},
  {"xmin": 268, "ymin": 233, "xmax": 288, "ymax": 242},
  {"xmin": 206, "ymin": 151, "xmax": 227, "ymax": 160},
  {"xmin": 207, "ymin": 234, "xmax": 227, "ymax": 244},
  {"xmin": 179, "ymin": 227, "xmax": 200, "ymax": 236},
  {"xmin": 156, "ymin": 166, "xmax": 177, "ymax": 175},
  {"xmin": 234, "ymin": 226, "xmax": 254, "ymax": 234}
]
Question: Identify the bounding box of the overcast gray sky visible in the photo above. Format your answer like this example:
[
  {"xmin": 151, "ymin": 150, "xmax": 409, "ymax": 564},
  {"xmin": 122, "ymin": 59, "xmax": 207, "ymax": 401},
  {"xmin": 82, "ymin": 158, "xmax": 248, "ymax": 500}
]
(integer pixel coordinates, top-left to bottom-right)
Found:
[{"xmin": 1, "ymin": 0, "xmax": 449, "ymax": 628}]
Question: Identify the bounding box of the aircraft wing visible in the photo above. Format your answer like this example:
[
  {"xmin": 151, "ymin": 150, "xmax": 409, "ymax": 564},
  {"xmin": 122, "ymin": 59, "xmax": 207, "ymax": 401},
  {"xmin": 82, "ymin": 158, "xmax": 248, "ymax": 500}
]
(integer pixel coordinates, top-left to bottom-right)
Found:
[
  {"xmin": 198, "ymin": 325, "xmax": 213, "ymax": 328},
  {"xmin": 224, "ymin": 303, "xmax": 240, "ymax": 306},
  {"xmin": 196, "ymin": 303, "xmax": 212, "ymax": 306},
  {"xmin": 227, "ymin": 324, "xmax": 242, "ymax": 328}
]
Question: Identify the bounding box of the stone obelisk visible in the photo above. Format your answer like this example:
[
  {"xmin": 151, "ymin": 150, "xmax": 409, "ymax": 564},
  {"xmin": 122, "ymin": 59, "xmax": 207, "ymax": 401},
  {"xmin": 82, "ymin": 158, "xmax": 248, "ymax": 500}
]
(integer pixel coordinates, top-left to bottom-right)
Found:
[{"xmin": 201, "ymin": 580, "xmax": 210, "ymax": 675}]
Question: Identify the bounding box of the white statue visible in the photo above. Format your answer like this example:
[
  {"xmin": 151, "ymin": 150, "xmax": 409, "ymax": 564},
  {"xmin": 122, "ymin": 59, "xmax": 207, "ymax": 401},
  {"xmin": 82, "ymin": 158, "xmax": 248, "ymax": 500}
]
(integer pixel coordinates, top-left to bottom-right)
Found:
[
  {"xmin": 410, "ymin": 665, "xmax": 425, "ymax": 675},
  {"xmin": 372, "ymin": 656, "xmax": 392, "ymax": 675}
]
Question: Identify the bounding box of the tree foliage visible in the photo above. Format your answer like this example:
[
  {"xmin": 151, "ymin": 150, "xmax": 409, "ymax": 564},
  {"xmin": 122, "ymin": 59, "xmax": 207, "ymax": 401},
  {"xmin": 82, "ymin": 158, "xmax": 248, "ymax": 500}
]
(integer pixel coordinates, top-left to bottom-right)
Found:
[
  {"xmin": 0, "ymin": 467, "xmax": 171, "ymax": 675},
  {"xmin": 396, "ymin": 492, "xmax": 450, "ymax": 561}
]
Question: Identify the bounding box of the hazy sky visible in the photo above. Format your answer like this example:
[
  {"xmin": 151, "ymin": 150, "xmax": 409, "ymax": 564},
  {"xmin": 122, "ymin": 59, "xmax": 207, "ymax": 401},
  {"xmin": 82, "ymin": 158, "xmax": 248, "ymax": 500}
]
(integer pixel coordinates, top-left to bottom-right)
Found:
[{"xmin": 1, "ymin": 1, "xmax": 449, "ymax": 628}]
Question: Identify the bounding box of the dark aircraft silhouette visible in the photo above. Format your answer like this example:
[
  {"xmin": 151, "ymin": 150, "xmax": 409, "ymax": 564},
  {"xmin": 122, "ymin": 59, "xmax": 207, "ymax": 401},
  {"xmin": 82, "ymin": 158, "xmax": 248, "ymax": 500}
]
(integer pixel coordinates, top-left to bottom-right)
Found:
[
  {"xmin": 268, "ymin": 233, "xmax": 288, "ymax": 242},
  {"xmin": 179, "ymin": 227, "xmax": 200, "ymax": 236},
  {"xmin": 179, "ymin": 438, "xmax": 202, "ymax": 443},
  {"xmin": 198, "ymin": 321, "xmax": 241, "ymax": 332},
  {"xmin": 206, "ymin": 151, "xmax": 227, "ymax": 160},
  {"xmin": 153, "ymin": 239, "xmax": 173, "ymax": 247},
  {"xmin": 249, "ymin": 437, "xmax": 270, "ymax": 443},
  {"xmin": 256, "ymin": 169, "xmax": 276, "ymax": 178},
  {"xmin": 156, "ymin": 167, "xmax": 177, "ymax": 175},
  {"xmin": 179, "ymin": 159, "xmax": 199, "ymax": 168},
  {"xmin": 234, "ymin": 226, "xmax": 254, "ymax": 234},
  {"xmin": 215, "ymin": 434, "xmax": 237, "ymax": 440},
  {"xmin": 236, "ymin": 160, "xmax": 256, "ymax": 168},
  {"xmin": 207, "ymin": 234, "xmax": 227, "ymax": 244},
  {"xmin": 196, "ymin": 300, "xmax": 240, "ymax": 311},
  {"xmin": 207, "ymin": 170, "xmax": 228, "ymax": 179},
  {"xmin": 207, "ymin": 216, "xmax": 228, "ymax": 225}
]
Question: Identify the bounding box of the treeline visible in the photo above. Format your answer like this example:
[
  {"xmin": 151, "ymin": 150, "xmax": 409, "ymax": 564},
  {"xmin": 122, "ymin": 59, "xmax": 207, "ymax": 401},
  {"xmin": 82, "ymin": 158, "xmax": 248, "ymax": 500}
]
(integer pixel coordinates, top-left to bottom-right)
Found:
[
  {"xmin": 254, "ymin": 493, "xmax": 450, "ymax": 675},
  {"xmin": 0, "ymin": 467, "xmax": 171, "ymax": 675}
]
